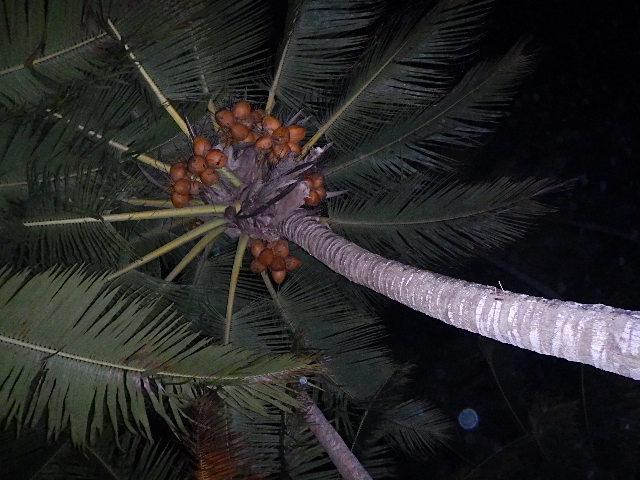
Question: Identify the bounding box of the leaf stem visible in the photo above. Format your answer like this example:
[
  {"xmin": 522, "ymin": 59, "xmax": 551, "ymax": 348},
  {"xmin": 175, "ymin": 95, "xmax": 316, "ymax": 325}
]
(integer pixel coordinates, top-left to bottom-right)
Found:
[
  {"xmin": 301, "ymin": 28, "xmax": 415, "ymax": 156},
  {"xmin": 0, "ymin": 33, "xmax": 108, "ymax": 76},
  {"xmin": 165, "ymin": 226, "xmax": 225, "ymax": 282},
  {"xmin": 350, "ymin": 373, "xmax": 394, "ymax": 451},
  {"xmin": 224, "ymin": 234, "xmax": 249, "ymax": 345},
  {"xmin": 122, "ymin": 198, "xmax": 203, "ymax": 208},
  {"xmin": 106, "ymin": 218, "xmax": 227, "ymax": 280},
  {"xmin": 47, "ymin": 110, "xmax": 172, "ymax": 173},
  {"xmin": 324, "ymin": 54, "xmax": 525, "ymax": 178},
  {"xmin": 106, "ymin": 18, "xmax": 189, "ymax": 136},
  {"xmin": 261, "ymin": 270, "xmax": 279, "ymax": 300},
  {"xmin": 207, "ymin": 99, "xmax": 221, "ymax": 132},
  {"xmin": 0, "ymin": 331, "xmax": 304, "ymax": 383},
  {"xmin": 265, "ymin": 27, "xmax": 293, "ymax": 115},
  {"xmin": 260, "ymin": 271, "xmax": 296, "ymax": 333},
  {"xmin": 219, "ymin": 167, "xmax": 243, "ymax": 188},
  {"xmin": 23, "ymin": 204, "xmax": 228, "ymax": 227}
]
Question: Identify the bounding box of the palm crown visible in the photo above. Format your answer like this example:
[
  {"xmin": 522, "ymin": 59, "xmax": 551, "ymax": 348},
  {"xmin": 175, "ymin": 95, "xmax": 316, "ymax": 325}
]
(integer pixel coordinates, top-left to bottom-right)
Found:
[{"xmin": 0, "ymin": 0, "xmax": 581, "ymax": 478}]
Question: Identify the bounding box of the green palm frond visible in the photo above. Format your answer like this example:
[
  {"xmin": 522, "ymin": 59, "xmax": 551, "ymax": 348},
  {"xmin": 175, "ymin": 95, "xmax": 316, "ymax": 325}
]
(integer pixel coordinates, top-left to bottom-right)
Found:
[
  {"xmin": 375, "ymin": 400, "xmax": 451, "ymax": 458},
  {"xmin": 192, "ymin": 241, "xmax": 269, "ymax": 304},
  {"xmin": 0, "ymin": 0, "xmax": 114, "ymax": 109},
  {"xmin": 187, "ymin": 395, "xmax": 264, "ymax": 479},
  {"xmin": 0, "ymin": 78, "xmax": 159, "ymax": 209},
  {"xmin": 0, "ymin": 119, "xmax": 42, "ymax": 206},
  {"xmin": 328, "ymin": 176, "xmax": 557, "ymax": 265},
  {"xmin": 108, "ymin": 1, "xmax": 211, "ymax": 103},
  {"xmin": 110, "ymin": 0, "xmax": 272, "ymax": 103},
  {"xmin": 0, "ymin": 118, "xmax": 96, "ymax": 203},
  {"xmin": 265, "ymin": 0, "xmax": 383, "ymax": 115},
  {"xmin": 228, "ymin": 298, "xmax": 292, "ymax": 352},
  {"xmin": 348, "ymin": 369, "xmax": 451, "ymax": 462},
  {"xmin": 1, "ymin": 156, "xmax": 131, "ymax": 268},
  {"xmin": 308, "ymin": 0, "xmax": 492, "ymax": 153},
  {"xmin": 284, "ymin": 416, "xmax": 339, "ymax": 480},
  {"xmin": 105, "ymin": 267, "xmax": 213, "ymax": 338},
  {"xmin": 195, "ymin": 0, "xmax": 273, "ymax": 95},
  {"xmin": 0, "ymin": 427, "xmax": 66, "ymax": 479},
  {"xmin": 52, "ymin": 76, "xmax": 175, "ymax": 152},
  {"xmin": 188, "ymin": 247, "xmax": 396, "ymax": 400},
  {"xmin": 0, "ymin": 266, "xmax": 317, "ymax": 446},
  {"xmin": 325, "ymin": 42, "xmax": 534, "ymax": 185},
  {"xmin": 1, "ymin": 428, "xmax": 186, "ymax": 480},
  {"xmin": 125, "ymin": 228, "xmax": 185, "ymax": 277},
  {"xmin": 260, "ymin": 256, "xmax": 398, "ymax": 400},
  {"xmin": 228, "ymin": 408, "xmax": 282, "ymax": 474},
  {"xmin": 356, "ymin": 444, "xmax": 397, "ymax": 479}
]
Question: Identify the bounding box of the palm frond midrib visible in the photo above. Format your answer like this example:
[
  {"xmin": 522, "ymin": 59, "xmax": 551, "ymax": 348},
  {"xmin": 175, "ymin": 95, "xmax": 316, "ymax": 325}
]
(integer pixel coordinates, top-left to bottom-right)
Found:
[
  {"xmin": 0, "ymin": 33, "xmax": 109, "ymax": 77},
  {"xmin": 329, "ymin": 198, "xmax": 542, "ymax": 227},
  {"xmin": 325, "ymin": 62, "xmax": 507, "ymax": 178}
]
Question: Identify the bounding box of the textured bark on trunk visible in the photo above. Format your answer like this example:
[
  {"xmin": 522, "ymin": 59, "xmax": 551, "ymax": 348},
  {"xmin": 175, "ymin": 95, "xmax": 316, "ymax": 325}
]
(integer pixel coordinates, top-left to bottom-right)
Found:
[
  {"xmin": 280, "ymin": 212, "xmax": 640, "ymax": 380},
  {"xmin": 299, "ymin": 392, "xmax": 373, "ymax": 480}
]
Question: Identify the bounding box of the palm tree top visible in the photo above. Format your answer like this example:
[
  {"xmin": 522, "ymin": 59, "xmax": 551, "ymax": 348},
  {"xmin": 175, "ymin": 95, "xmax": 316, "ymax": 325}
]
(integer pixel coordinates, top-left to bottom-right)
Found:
[{"xmin": 1, "ymin": 1, "xmax": 637, "ymax": 479}]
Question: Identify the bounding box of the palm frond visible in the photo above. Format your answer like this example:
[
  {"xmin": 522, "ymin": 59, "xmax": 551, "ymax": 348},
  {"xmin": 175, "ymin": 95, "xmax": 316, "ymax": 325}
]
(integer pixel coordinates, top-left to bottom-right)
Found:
[
  {"xmin": 228, "ymin": 407, "xmax": 282, "ymax": 475},
  {"xmin": 355, "ymin": 444, "xmax": 397, "ymax": 479},
  {"xmin": 0, "ymin": 119, "xmax": 41, "ymax": 206},
  {"xmin": 191, "ymin": 240, "xmax": 270, "ymax": 306},
  {"xmin": 0, "ymin": 427, "xmax": 67, "ymax": 479},
  {"xmin": 1, "ymin": 155, "xmax": 132, "ymax": 268},
  {"xmin": 327, "ymin": 175, "xmax": 557, "ymax": 265},
  {"xmin": 56, "ymin": 434, "xmax": 186, "ymax": 480},
  {"xmin": 0, "ymin": 75, "xmax": 163, "ymax": 209},
  {"xmin": 284, "ymin": 415, "xmax": 339, "ymax": 480},
  {"xmin": 325, "ymin": 42, "xmax": 534, "ymax": 184},
  {"xmin": 194, "ymin": 0, "xmax": 273, "ymax": 96},
  {"xmin": 228, "ymin": 298, "xmax": 292, "ymax": 353},
  {"xmin": 265, "ymin": 0, "xmax": 383, "ymax": 115},
  {"xmin": 109, "ymin": 0, "xmax": 271, "ymax": 103},
  {"xmin": 52, "ymin": 76, "xmax": 177, "ymax": 153},
  {"xmin": 0, "ymin": 266, "xmax": 317, "ymax": 446},
  {"xmin": 187, "ymin": 244, "xmax": 396, "ymax": 401},
  {"xmin": 261, "ymin": 255, "xmax": 398, "ymax": 401},
  {"xmin": 113, "ymin": 268, "xmax": 211, "ymax": 317},
  {"xmin": 347, "ymin": 368, "xmax": 451, "ymax": 462},
  {"xmin": 0, "ymin": 0, "xmax": 115, "ymax": 109},
  {"xmin": 1, "ymin": 428, "xmax": 187, "ymax": 480},
  {"xmin": 187, "ymin": 394, "xmax": 264, "ymax": 479},
  {"xmin": 308, "ymin": 0, "xmax": 492, "ymax": 153},
  {"xmin": 0, "ymin": 118, "xmax": 91, "ymax": 202},
  {"xmin": 375, "ymin": 399, "xmax": 451, "ymax": 458}
]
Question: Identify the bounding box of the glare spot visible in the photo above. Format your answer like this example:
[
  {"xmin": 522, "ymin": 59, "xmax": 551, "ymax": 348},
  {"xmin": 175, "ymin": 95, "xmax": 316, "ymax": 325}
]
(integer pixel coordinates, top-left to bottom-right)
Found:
[{"xmin": 458, "ymin": 408, "xmax": 479, "ymax": 430}]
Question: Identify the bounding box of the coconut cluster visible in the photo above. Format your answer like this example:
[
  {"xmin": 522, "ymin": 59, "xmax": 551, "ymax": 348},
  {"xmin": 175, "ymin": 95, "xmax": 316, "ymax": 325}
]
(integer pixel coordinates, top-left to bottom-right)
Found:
[
  {"xmin": 303, "ymin": 172, "xmax": 326, "ymax": 207},
  {"xmin": 249, "ymin": 238, "xmax": 301, "ymax": 284},
  {"xmin": 160, "ymin": 100, "xmax": 332, "ymax": 284},
  {"xmin": 169, "ymin": 137, "xmax": 229, "ymax": 208},
  {"xmin": 215, "ymin": 101, "xmax": 306, "ymax": 165}
]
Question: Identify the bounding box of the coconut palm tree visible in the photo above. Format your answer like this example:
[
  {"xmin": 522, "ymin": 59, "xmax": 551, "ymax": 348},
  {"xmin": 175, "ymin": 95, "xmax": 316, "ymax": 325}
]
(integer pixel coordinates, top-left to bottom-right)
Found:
[{"xmin": 1, "ymin": 0, "xmax": 637, "ymax": 478}]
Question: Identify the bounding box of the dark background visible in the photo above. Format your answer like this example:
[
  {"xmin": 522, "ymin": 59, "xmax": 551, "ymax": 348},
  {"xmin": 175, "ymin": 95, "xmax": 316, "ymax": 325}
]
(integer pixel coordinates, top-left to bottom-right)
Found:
[{"xmin": 386, "ymin": 1, "xmax": 640, "ymax": 478}]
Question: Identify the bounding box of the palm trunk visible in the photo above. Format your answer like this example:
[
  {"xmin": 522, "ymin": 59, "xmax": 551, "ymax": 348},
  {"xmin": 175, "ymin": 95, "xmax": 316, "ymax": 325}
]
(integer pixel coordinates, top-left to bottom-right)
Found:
[
  {"xmin": 299, "ymin": 393, "xmax": 373, "ymax": 480},
  {"xmin": 280, "ymin": 212, "xmax": 640, "ymax": 381}
]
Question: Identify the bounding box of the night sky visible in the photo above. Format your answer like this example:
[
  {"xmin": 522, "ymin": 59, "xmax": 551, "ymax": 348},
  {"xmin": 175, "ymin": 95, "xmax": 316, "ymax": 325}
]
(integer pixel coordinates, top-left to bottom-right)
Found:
[{"xmin": 389, "ymin": 1, "xmax": 640, "ymax": 478}]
